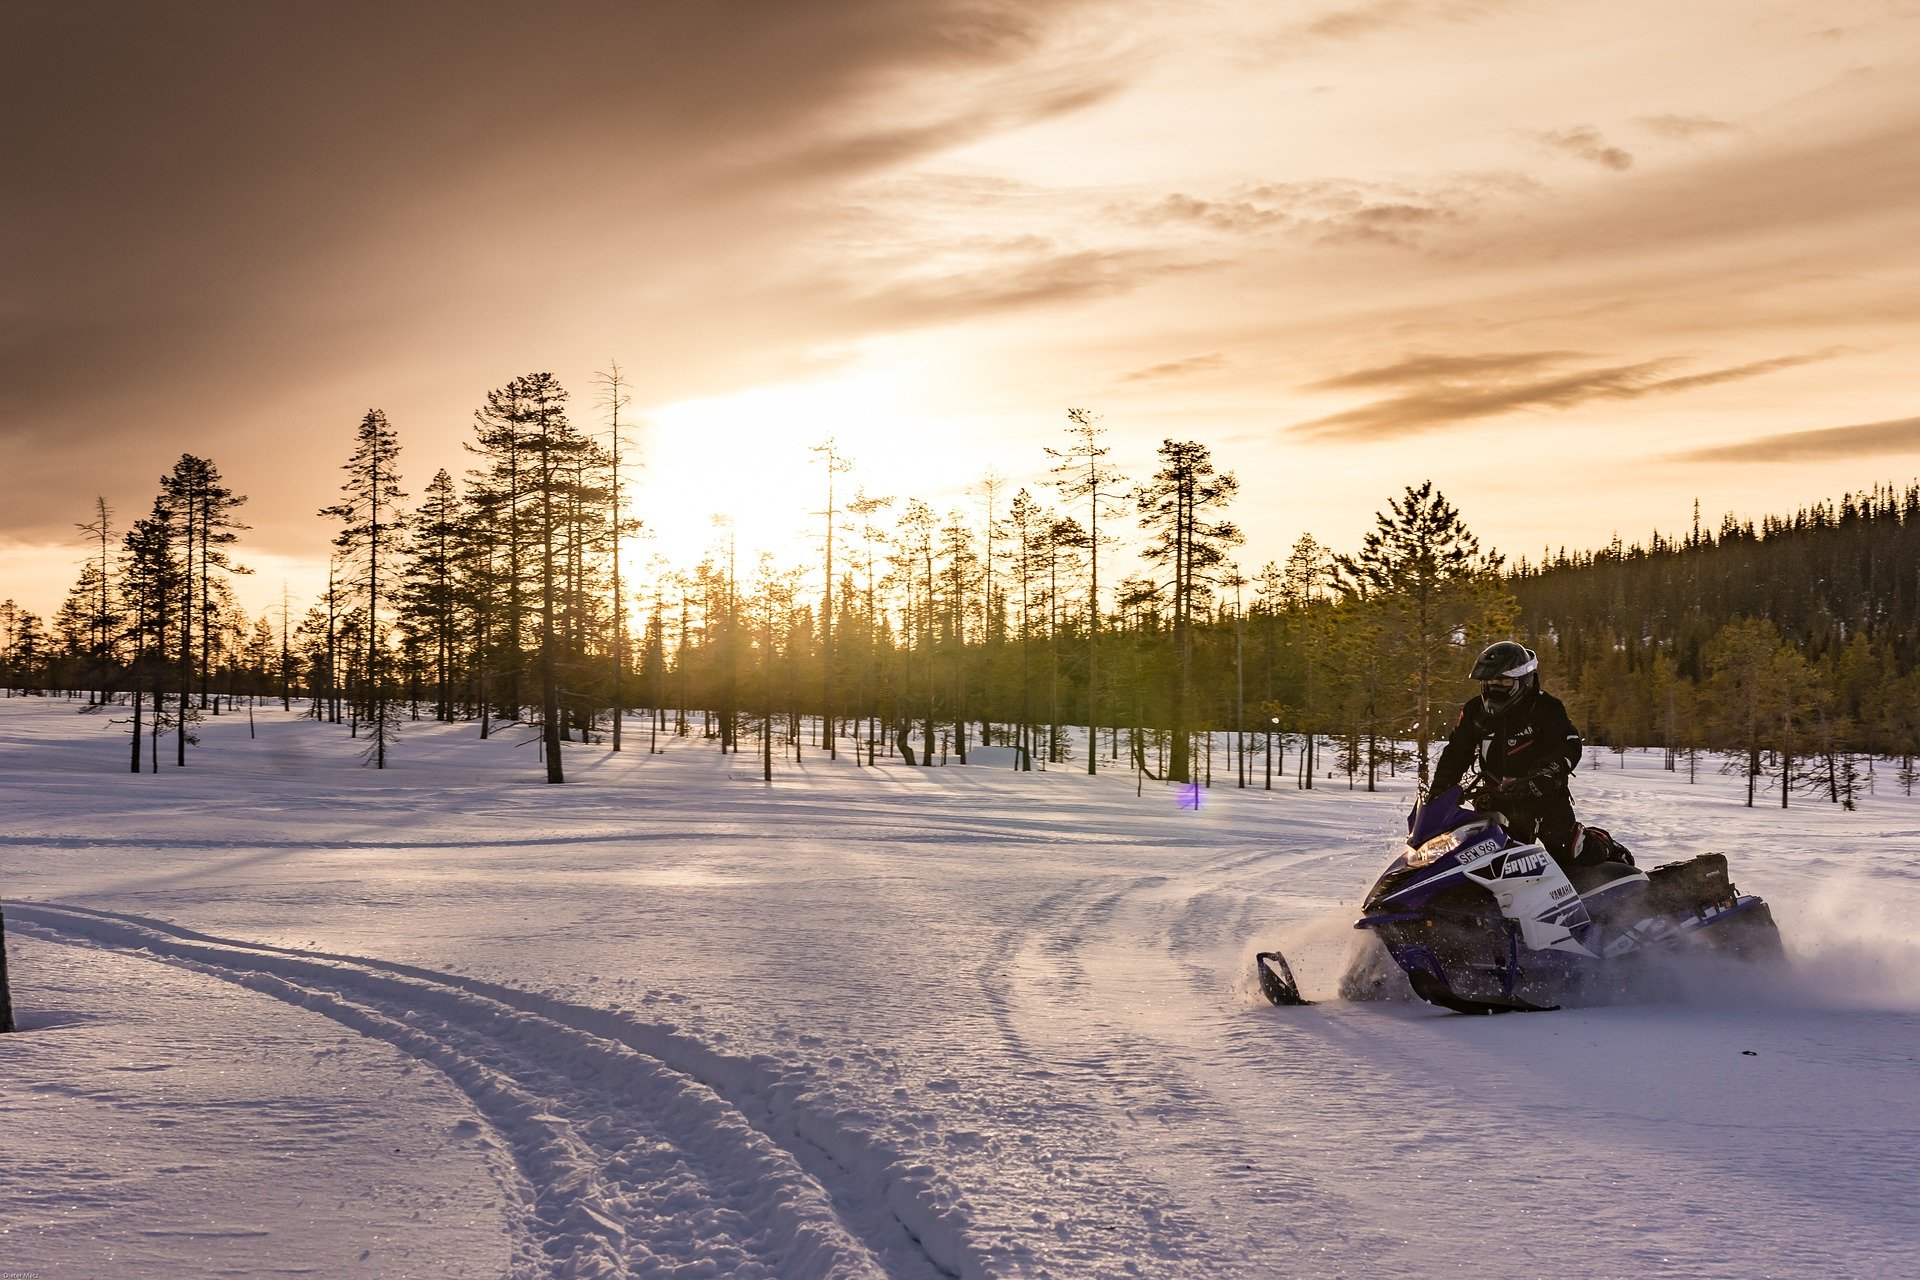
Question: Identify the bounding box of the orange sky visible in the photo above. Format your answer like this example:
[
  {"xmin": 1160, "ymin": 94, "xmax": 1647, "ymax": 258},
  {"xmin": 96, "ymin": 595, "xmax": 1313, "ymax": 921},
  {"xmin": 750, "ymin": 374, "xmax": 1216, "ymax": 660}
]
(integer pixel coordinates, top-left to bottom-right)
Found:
[{"xmin": 5, "ymin": 1, "xmax": 1918, "ymax": 619}]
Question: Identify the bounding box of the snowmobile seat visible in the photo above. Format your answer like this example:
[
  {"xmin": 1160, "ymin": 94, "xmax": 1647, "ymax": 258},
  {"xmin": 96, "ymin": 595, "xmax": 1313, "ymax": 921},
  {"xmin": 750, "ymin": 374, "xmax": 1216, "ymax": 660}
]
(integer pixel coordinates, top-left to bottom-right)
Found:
[
  {"xmin": 1568, "ymin": 859, "xmax": 1651, "ymax": 930},
  {"xmin": 1571, "ymin": 824, "xmax": 1633, "ymax": 866},
  {"xmin": 1567, "ymin": 859, "xmax": 1649, "ymax": 903}
]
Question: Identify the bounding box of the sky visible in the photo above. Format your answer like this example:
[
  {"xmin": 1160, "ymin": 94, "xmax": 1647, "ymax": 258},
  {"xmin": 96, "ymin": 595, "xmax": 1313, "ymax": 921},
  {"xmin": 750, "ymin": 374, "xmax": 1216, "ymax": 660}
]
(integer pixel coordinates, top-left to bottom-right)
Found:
[{"xmin": 5, "ymin": 0, "xmax": 1919, "ymax": 619}]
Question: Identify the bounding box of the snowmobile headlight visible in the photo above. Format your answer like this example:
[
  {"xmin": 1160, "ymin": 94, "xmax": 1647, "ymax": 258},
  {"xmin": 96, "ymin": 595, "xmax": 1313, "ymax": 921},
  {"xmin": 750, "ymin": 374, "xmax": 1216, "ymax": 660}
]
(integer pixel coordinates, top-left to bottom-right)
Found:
[
  {"xmin": 1404, "ymin": 821, "xmax": 1488, "ymax": 868},
  {"xmin": 1404, "ymin": 831, "xmax": 1461, "ymax": 868}
]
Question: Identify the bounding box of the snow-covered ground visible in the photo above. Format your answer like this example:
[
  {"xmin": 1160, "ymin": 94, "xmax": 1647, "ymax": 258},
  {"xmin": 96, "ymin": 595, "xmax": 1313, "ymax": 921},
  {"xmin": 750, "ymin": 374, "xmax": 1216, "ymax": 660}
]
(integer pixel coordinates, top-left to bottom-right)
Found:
[{"xmin": 2, "ymin": 699, "xmax": 1917, "ymax": 1279}]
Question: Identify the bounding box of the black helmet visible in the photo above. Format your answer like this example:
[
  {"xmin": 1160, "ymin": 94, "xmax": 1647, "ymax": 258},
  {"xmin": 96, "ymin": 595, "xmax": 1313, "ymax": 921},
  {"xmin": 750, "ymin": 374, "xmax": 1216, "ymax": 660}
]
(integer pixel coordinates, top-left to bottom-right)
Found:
[{"xmin": 1470, "ymin": 640, "xmax": 1537, "ymax": 713}]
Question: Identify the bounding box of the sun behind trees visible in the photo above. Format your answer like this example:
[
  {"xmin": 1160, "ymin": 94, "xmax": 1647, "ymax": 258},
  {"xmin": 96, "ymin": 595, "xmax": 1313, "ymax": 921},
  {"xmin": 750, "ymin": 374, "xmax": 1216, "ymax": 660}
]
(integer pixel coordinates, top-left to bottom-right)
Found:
[{"xmin": 11, "ymin": 394, "xmax": 1920, "ymax": 800}]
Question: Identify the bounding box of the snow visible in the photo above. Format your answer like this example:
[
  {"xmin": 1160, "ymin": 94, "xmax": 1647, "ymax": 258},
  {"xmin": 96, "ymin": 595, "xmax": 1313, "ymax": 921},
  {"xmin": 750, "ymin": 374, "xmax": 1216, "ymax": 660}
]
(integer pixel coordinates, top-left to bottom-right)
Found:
[{"xmin": 2, "ymin": 700, "xmax": 1917, "ymax": 1279}]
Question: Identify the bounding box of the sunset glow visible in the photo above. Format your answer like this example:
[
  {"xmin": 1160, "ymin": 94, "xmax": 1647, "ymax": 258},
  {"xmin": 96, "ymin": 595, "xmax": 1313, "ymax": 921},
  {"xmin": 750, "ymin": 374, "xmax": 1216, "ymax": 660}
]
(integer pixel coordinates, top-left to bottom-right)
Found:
[
  {"xmin": 629, "ymin": 365, "xmax": 966, "ymax": 574},
  {"xmin": 5, "ymin": 1, "xmax": 1919, "ymax": 617}
]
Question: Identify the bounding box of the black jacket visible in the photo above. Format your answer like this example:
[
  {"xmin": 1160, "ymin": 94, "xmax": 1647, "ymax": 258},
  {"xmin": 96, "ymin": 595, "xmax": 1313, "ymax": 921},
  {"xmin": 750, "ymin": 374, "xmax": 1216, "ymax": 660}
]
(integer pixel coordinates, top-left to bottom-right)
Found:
[{"xmin": 1431, "ymin": 688, "xmax": 1582, "ymax": 801}]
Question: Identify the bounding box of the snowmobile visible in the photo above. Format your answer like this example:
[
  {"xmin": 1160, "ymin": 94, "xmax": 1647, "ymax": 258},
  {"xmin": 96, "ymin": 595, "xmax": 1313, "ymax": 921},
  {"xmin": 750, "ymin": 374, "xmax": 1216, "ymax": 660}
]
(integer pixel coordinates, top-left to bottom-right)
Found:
[{"xmin": 1256, "ymin": 780, "xmax": 1784, "ymax": 1013}]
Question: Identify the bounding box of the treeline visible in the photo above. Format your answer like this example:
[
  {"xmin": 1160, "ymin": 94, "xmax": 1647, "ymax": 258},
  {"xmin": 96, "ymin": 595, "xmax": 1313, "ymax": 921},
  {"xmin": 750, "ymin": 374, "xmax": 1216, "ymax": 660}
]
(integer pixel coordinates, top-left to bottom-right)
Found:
[
  {"xmin": 3, "ymin": 376, "xmax": 1518, "ymax": 789},
  {"xmin": 1512, "ymin": 486, "xmax": 1920, "ymax": 805},
  {"xmin": 5, "ymin": 372, "xmax": 1917, "ymax": 805}
]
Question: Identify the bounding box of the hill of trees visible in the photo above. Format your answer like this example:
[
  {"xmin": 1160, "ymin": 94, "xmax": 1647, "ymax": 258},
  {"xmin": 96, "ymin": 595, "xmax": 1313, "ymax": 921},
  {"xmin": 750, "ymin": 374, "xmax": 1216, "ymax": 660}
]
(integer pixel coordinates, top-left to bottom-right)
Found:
[
  {"xmin": 1512, "ymin": 486, "xmax": 1920, "ymax": 804},
  {"xmin": 5, "ymin": 374, "xmax": 1915, "ymax": 808}
]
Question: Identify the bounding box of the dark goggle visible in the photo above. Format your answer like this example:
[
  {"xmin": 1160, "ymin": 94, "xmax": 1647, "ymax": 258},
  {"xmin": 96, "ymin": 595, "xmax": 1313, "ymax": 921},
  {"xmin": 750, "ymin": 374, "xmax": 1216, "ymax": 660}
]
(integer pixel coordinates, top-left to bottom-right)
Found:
[{"xmin": 1483, "ymin": 677, "xmax": 1520, "ymax": 696}]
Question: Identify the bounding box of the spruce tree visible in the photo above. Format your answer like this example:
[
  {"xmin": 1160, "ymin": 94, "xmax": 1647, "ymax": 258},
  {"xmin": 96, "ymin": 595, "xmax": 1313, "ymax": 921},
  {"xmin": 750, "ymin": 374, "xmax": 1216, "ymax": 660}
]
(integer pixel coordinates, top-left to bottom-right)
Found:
[
  {"xmin": 402, "ymin": 469, "xmax": 463, "ymax": 722},
  {"xmin": 121, "ymin": 500, "xmax": 183, "ymax": 773},
  {"xmin": 520, "ymin": 373, "xmax": 582, "ymax": 782},
  {"xmin": 158, "ymin": 455, "xmax": 247, "ymax": 761},
  {"xmin": 595, "ymin": 362, "xmax": 637, "ymax": 752},
  {"xmin": 76, "ymin": 497, "xmax": 119, "ymax": 700},
  {"xmin": 810, "ymin": 440, "xmax": 853, "ymax": 759},
  {"xmin": 1706, "ymin": 618, "xmax": 1797, "ymax": 807},
  {"xmin": 321, "ymin": 410, "xmax": 407, "ymax": 768},
  {"xmin": 1338, "ymin": 481, "xmax": 1510, "ymax": 790},
  {"xmin": 1047, "ymin": 408, "xmax": 1127, "ymax": 774},
  {"xmin": 1134, "ymin": 439, "xmax": 1241, "ymax": 783}
]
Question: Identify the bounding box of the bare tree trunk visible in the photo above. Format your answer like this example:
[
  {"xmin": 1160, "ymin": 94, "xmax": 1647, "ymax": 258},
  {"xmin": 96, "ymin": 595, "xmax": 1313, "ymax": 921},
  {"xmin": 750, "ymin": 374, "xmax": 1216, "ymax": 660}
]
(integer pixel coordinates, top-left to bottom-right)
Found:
[
  {"xmin": 130, "ymin": 664, "xmax": 144, "ymax": 774},
  {"xmin": 178, "ymin": 494, "xmax": 193, "ymax": 767},
  {"xmin": 0, "ymin": 903, "xmax": 14, "ymax": 1033},
  {"xmin": 608, "ymin": 379, "xmax": 626, "ymax": 753},
  {"xmin": 539, "ymin": 415, "xmax": 565, "ymax": 783}
]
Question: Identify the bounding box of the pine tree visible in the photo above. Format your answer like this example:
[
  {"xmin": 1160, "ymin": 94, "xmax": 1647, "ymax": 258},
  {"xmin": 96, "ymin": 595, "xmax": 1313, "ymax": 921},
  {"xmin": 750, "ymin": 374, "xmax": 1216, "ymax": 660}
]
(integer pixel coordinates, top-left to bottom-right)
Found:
[
  {"xmin": 1044, "ymin": 515, "xmax": 1087, "ymax": 765},
  {"xmin": 846, "ymin": 490, "xmax": 894, "ymax": 764},
  {"xmin": 811, "ymin": 439, "xmax": 853, "ymax": 760},
  {"xmin": 121, "ymin": 499, "xmax": 183, "ymax": 773},
  {"xmin": 402, "ymin": 469, "xmax": 463, "ymax": 722},
  {"xmin": 938, "ymin": 510, "xmax": 981, "ymax": 762},
  {"xmin": 970, "ymin": 470, "xmax": 1007, "ymax": 748},
  {"xmin": 321, "ymin": 410, "xmax": 408, "ymax": 768},
  {"xmin": 158, "ymin": 455, "xmax": 247, "ymax": 761},
  {"xmin": 1134, "ymin": 440, "xmax": 1241, "ymax": 783},
  {"xmin": 1047, "ymin": 408, "xmax": 1127, "ymax": 774},
  {"xmin": 468, "ymin": 382, "xmax": 530, "ymax": 722},
  {"xmin": 1706, "ymin": 618, "xmax": 1798, "ymax": 807},
  {"xmin": 521, "ymin": 374, "xmax": 583, "ymax": 781},
  {"xmin": 75, "ymin": 497, "xmax": 120, "ymax": 700},
  {"xmin": 1338, "ymin": 481, "xmax": 1511, "ymax": 791},
  {"xmin": 1003, "ymin": 489, "xmax": 1048, "ymax": 769},
  {"xmin": 1278, "ymin": 534, "xmax": 1336, "ymax": 787}
]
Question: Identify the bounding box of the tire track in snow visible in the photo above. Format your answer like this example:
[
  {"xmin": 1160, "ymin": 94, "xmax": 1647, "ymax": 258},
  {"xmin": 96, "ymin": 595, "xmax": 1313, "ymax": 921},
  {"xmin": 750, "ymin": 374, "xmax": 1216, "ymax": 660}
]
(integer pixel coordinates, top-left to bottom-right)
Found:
[
  {"xmin": 974, "ymin": 865, "xmax": 1401, "ymax": 1264},
  {"xmin": 10, "ymin": 902, "xmax": 973, "ymax": 1280}
]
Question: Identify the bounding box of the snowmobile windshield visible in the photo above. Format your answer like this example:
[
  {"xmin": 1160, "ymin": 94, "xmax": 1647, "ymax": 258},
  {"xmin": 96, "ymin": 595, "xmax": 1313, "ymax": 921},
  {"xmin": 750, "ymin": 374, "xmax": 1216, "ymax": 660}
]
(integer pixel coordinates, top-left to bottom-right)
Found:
[{"xmin": 1408, "ymin": 786, "xmax": 1475, "ymax": 846}]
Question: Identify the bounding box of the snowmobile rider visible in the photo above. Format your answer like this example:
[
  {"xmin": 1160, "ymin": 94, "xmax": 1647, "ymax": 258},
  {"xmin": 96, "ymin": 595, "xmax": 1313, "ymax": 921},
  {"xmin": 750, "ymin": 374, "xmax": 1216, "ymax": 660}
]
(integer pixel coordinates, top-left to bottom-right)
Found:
[{"xmin": 1431, "ymin": 641, "xmax": 1617, "ymax": 871}]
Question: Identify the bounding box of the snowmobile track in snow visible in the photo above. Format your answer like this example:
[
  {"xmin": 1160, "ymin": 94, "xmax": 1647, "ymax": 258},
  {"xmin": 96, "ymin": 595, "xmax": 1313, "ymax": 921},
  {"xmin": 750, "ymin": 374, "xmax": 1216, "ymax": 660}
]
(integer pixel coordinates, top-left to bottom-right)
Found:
[{"xmin": 10, "ymin": 902, "xmax": 962, "ymax": 1280}]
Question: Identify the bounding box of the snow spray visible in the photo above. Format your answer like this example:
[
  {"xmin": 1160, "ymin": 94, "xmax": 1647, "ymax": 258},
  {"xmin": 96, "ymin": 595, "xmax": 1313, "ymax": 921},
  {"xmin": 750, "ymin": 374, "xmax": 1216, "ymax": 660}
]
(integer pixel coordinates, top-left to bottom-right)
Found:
[
  {"xmin": 1631, "ymin": 871, "xmax": 1920, "ymax": 1013},
  {"xmin": 1765, "ymin": 874, "xmax": 1920, "ymax": 1012}
]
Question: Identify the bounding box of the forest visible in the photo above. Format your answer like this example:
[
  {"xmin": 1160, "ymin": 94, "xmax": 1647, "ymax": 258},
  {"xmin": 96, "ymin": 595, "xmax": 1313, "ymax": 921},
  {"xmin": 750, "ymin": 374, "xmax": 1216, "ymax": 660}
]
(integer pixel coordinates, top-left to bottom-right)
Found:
[{"xmin": 4, "ymin": 368, "xmax": 1917, "ymax": 807}]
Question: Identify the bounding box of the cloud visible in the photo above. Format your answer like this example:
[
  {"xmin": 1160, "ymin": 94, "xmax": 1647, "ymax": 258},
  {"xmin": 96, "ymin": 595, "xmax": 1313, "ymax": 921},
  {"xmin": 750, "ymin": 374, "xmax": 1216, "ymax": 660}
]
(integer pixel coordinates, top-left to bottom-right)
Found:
[
  {"xmin": 763, "ymin": 76, "xmax": 1128, "ymax": 183},
  {"xmin": 1527, "ymin": 126, "xmax": 1635, "ymax": 170},
  {"xmin": 1642, "ymin": 351, "xmax": 1838, "ymax": 395},
  {"xmin": 1124, "ymin": 173, "xmax": 1535, "ymax": 247},
  {"xmin": 853, "ymin": 246, "xmax": 1202, "ymax": 325},
  {"xmin": 1117, "ymin": 353, "xmax": 1228, "ymax": 383},
  {"xmin": 1670, "ymin": 415, "xmax": 1920, "ymax": 463},
  {"xmin": 1292, "ymin": 0, "xmax": 1514, "ymax": 42},
  {"xmin": 1307, "ymin": 350, "xmax": 1581, "ymax": 391},
  {"xmin": 1638, "ymin": 113, "xmax": 1738, "ymax": 140},
  {"xmin": 0, "ymin": 0, "xmax": 1124, "ymax": 540},
  {"xmin": 1294, "ymin": 349, "xmax": 1834, "ymax": 440},
  {"xmin": 1132, "ymin": 193, "xmax": 1287, "ymax": 233},
  {"xmin": 1136, "ymin": 193, "xmax": 1294, "ymax": 233}
]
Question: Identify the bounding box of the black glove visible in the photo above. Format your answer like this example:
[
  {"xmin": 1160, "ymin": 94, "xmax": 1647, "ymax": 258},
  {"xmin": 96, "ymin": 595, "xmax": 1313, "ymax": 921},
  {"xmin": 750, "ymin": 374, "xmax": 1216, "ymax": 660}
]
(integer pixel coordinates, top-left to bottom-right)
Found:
[
  {"xmin": 1519, "ymin": 760, "xmax": 1571, "ymax": 797},
  {"xmin": 1492, "ymin": 765, "xmax": 1563, "ymax": 801}
]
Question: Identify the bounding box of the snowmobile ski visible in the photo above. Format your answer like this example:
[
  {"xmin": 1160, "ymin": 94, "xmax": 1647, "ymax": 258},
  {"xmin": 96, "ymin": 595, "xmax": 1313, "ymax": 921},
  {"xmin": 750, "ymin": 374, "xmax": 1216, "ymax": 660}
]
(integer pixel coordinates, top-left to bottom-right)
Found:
[
  {"xmin": 1256, "ymin": 950, "xmax": 1313, "ymax": 1006},
  {"xmin": 1407, "ymin": 969, "xmax": 1557, "ymax": 1016}
]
